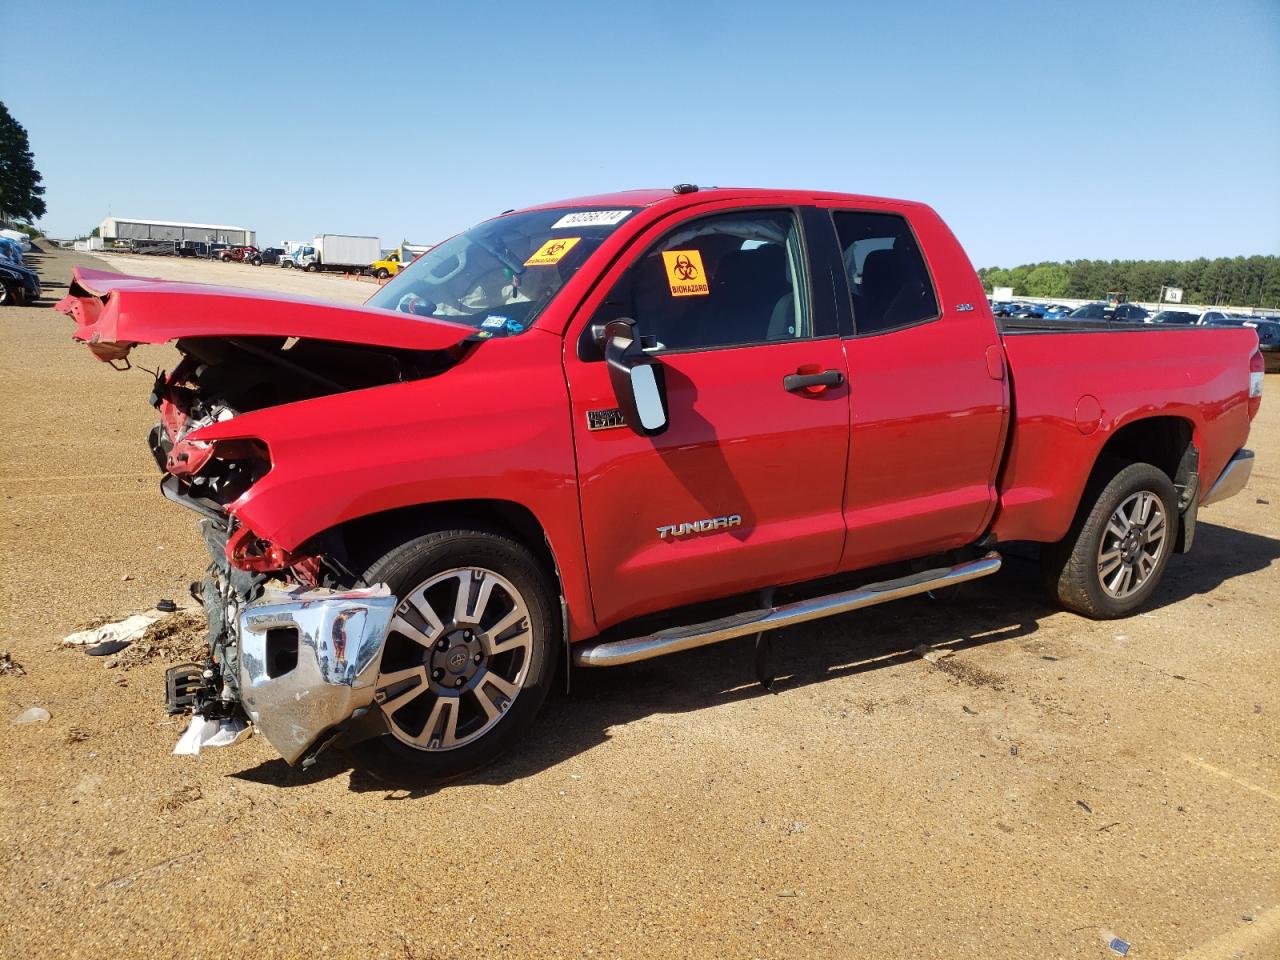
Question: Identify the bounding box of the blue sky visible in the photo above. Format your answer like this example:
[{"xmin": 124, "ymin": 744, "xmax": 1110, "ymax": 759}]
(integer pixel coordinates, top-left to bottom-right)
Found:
[{"xmin": 4, "ymin": 0, "xmax": 1277, "ymax": 267}]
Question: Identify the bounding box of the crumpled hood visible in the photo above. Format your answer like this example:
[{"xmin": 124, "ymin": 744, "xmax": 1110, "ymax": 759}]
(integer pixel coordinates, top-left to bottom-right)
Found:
[{"xmin": 56, "ymin": 266, "xmax": 472, "ymax": 360}]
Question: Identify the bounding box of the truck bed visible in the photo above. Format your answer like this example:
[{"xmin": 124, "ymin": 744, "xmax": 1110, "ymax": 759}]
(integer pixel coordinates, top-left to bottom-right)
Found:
[{"xmin": 992, "ymin": 321, "xmax": 1259, "ymax": 544}]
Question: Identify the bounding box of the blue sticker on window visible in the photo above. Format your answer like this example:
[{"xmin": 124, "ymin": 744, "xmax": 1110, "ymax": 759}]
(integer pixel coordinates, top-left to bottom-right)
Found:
[{"xmin": 505, "ymin": 319, "xmax": 525, "ymax": 334}]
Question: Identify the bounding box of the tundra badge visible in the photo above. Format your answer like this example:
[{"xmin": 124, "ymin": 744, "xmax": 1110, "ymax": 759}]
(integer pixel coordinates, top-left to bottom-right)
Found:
[{"xmin": 657, "ymin": 515, "xmax": 743, "ymax": 540}]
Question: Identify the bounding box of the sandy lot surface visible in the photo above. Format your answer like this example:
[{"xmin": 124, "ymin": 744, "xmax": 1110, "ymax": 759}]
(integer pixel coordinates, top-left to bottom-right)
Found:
[
  {"xmin": 92, "ymin": 251, "xmax": 379, "ymax": 303},
  {"xmin": 1, "ymin": 246, "xmax": 1277, "ymax": 959}
]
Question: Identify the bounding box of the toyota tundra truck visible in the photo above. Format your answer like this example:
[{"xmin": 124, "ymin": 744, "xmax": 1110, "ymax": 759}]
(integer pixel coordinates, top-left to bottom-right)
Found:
[{"xmin": 56, "ymin": 186, "xmax": 1263, "ymax": 780}]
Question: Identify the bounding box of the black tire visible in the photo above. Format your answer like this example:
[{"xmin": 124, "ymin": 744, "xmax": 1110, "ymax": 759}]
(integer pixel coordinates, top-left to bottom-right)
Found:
[
  {"xmin": 375, "ymin": 267, "xmax": 389, "ymax": 280},
  {"xmin": 1042, "ymin": 461, "xmax": 1177, "ymax": 619},
  {"xmin": 0, "ymin": 283, "xmax": 11, "ymax": 306},
  {"xmin": 306, "ymin": 262, "xmax": 318, "ymax": 273},
  {"xmin": 356, "ymin": 527, "xmax": 560, "ymax": 784}
]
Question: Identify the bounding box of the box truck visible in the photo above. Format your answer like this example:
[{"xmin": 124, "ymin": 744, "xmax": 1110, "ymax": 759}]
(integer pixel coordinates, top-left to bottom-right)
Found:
[{"xmin": 292, "ymin": 234, "xmax": 381, "ymax": 273}]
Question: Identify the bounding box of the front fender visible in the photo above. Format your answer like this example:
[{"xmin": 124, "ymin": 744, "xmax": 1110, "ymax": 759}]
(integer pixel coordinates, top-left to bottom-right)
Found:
[{"xmin": 192, "ymin": 330, "xmax": 597, "ymax": 639}]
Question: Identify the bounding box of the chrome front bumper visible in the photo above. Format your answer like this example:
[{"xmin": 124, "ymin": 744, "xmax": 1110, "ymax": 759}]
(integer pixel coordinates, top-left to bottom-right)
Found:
[
  {"xmin": 1202, "ymin": 448, "xmax": 1255, "ymax": 507},
  {"xmin": 237, "ymin": 584, "xmax": 397, "ymax": 764}
]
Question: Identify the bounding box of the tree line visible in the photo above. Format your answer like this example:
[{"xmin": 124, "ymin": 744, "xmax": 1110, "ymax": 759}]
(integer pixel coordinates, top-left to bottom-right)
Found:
[
  {"xmin": 978, "ymin": 255, "xmax": 1280, "ymax": 308},
  {"xmin": 0, "ymin": 100, "xmax": 46, "ymax": 226}
]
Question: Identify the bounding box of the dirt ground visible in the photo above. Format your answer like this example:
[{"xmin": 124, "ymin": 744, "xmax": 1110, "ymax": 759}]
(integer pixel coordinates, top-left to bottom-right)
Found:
[
  {"xmin": 1, "ymin": 246, "xmax": 1277, "ymax": 960},
  {"xmin": 89, "ymin": 251, "xmax": 379, "ymax": 303}
]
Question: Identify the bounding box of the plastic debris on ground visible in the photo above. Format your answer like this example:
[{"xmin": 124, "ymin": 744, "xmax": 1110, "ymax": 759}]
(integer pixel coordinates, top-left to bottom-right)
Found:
[
  {"xmin": 0, "ymin": 650, "xmax": 25, "ymax": 676},
  {"xmin": 63, "ymin": 613, "xmax": 159, "ymax": 648},
  {"xmin": 173, "ymin": 714, "xmax": 252, "ymax": 755},
  {"xmin": 1108, "ymin": 936, "xmax": 1131, "ymax": 956},
  {"xmin": 13, "ymin": 706, "xmax": 51, "ymax": 724},
  {"xmin": 912, "ymin": 643, "xmax": 955, "ymax": 663},
  {"xmin": 86, "ymin": 639, "xmax": 133, "ymax": 657}
]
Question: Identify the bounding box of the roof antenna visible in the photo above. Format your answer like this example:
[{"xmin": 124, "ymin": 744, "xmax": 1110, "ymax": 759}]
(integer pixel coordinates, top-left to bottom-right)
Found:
[{"xmin": 672, "ymin": 184, "xmax": 699, "ymax": 195}]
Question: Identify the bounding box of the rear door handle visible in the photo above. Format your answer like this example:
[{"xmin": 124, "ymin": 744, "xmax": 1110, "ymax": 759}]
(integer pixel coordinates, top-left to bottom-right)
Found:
[{"xmin": 783, "ymin": 368, "xmax": 845, "ymax": 393}]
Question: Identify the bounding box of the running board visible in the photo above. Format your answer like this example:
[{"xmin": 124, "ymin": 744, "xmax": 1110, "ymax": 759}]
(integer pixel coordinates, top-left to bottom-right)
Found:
[{"xmin": 572, "ymin": 551, "xmax": 1002, "ymax": 668}]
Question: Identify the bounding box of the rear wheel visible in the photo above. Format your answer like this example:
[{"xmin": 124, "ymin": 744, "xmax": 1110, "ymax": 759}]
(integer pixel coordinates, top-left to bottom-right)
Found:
[
  {"xmin": 358, "ymin": 528, "xmax": 559, "ymax": 783},
  {"xmin": 1042, "ymin": 461, "xmax": 1177, "ymax": 618}
]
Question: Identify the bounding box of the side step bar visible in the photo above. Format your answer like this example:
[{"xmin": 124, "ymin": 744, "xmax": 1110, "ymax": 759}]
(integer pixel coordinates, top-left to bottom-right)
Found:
[{"xmin": 573, "ymin": 551, "xmax": 1002, "ymax": 668}]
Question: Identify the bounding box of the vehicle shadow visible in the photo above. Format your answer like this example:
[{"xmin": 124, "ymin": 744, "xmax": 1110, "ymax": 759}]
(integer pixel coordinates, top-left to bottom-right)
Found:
[{"xmin": 231, "ymin": 520, "xmax": 1279, "ymax": 795}]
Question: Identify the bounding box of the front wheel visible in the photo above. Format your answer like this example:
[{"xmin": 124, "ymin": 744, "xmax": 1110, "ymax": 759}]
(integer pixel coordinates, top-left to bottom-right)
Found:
[
  {"xmin": 1042, "ymin": 461, "xmax": 1177, "ymax": 618},
  {"xmin": 375, "ymin": 267, "xmax": 389, "ymax": 280},
  {"xmin": 358, "ymin": 527, "xmax": 559, "ymax": 783}
]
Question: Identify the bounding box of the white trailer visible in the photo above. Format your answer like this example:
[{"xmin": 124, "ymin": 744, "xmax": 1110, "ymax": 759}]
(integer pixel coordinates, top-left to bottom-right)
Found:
[{"xmin": 294, "ymin": 234, "xmax": 381, "ymax": 273}]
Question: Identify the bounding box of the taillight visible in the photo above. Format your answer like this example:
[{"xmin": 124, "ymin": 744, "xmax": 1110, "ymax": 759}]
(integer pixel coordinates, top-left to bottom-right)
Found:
[{"xmin": 1249, "ymin": 349, "xmax": 1264, "ymax": 419}]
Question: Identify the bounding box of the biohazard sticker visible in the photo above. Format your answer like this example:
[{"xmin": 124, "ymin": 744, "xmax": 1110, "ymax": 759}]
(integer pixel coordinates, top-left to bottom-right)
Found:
[
  {"xmin": 524, "ymin": 237, "xmax": 581, "ymax": 266},
  {"xmin": 662, "ymin": 249, "xmax": 709, "ymax": 297}
]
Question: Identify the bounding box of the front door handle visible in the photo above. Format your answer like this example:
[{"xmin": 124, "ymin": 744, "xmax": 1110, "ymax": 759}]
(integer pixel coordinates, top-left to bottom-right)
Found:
[{"xmin": 783, "ymin": 368, "xmax": 845, "ymax": 394}]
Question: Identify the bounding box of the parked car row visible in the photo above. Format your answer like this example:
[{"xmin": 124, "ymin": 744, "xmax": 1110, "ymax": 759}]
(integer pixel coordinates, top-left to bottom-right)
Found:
[
  {"xmin": 0, "ymin": 230, "xmax": 42, "ymax": 306},
  {"xmin": 990, "ymin": 298, "xmax": 1280, "ymax": 370}
]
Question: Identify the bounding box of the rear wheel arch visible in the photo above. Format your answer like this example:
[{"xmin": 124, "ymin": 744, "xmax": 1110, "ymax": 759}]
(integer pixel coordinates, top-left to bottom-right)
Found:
[
  {"xmin": 1076, "ymin": 414, "xmax": 1199, "ymax": 551},
  {"xmin": 1088, "ymin": 415, "xmax": 1196, "ymax": 488}
]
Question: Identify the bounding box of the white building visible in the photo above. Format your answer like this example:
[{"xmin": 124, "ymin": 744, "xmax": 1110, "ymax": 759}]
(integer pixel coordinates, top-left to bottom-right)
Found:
[{"xmin": 98, "ymin": 217, "xmax": 256, "ymax": 246}]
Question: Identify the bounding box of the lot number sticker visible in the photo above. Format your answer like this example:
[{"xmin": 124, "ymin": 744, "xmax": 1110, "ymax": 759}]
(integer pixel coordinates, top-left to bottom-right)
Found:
[
  {"xmin": 551, "ymin": 210, "xmax": 631, "ymax": 229},
  {"xmin": 662, "ymin": 249, "xmax": 709, "ymax": 297},
  {"xmin": 524, "ymin": 237, "xmax": 581, "ymax": 266}
]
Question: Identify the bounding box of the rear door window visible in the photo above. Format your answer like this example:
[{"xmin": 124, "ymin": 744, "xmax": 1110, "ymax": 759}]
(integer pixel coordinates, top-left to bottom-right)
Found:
[{"xmin": 832, "ymin": 211, "xmax": 939, "ymax": 335}]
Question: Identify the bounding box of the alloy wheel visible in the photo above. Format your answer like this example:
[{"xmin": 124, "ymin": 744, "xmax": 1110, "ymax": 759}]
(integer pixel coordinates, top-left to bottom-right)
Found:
[
  {"xmin": 374, "ymin": 567, "xmax": 533, "ymax": 751},
  {"xmin": 1096, "ymin": 490, "xmax": 1167, "ymax": 599}
]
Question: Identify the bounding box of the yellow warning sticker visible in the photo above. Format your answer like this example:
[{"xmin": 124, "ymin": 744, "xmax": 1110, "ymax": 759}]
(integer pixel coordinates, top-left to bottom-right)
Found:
[
  {"xmin": 662, "ymin": 249, "xmax": 710, "ymax": 297},
  {"xmin": 524, "ymin": 237, "xmax": 581, "ymax": 266}
]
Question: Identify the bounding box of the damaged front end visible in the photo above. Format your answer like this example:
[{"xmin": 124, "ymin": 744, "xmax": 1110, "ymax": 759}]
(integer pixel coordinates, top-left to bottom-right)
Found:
[
  {"xmin": 165, "ymin": 521, "xmax": 398, "ymax": 766},
  {"xmin": 53, "ymin": 268, "xmax": 492, "ymax": 764},
  {"xmin": 165, "ymin": 582, "xmax": 396, "ymax": 763}
]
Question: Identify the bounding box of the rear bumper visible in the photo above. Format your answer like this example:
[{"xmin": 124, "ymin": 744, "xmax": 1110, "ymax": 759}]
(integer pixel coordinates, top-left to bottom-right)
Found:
[
  {"xmin": 237, "ymin": 584, "xmax": 397, "ymax": 764},
  {"xmin": 1202, "ymin": 448, "xmax": 1254, "ymax": 507}
]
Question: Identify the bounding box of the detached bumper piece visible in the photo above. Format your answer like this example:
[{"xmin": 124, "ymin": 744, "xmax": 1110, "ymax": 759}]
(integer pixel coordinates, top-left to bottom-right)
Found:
[
  {"xmin": 237, "ymin": 584, "xmax": 397, "ymax": 765},
  {"xmin": 1202, "ymin": 448, "xmax": 1254, "ymax": 507}
]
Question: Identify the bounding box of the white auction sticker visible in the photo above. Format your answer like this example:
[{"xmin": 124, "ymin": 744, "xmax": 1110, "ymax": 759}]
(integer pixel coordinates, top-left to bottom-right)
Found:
[{"xmin": 551, "ymin": 210, "xmax": 632, "ymax": 229}]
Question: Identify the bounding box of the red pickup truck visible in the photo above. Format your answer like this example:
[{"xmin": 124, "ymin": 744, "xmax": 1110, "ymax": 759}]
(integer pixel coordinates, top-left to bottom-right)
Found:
[{"xmin": 58, "ymin": 186, "xmax": 1263, "ymax": 778}]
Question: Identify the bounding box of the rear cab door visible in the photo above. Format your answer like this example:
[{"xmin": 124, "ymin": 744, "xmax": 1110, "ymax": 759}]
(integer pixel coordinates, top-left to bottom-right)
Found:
[
  {"xmin": 815, "ymin": 199, "xmax": 1010, "ymax": 569},
  {"xmin": 563, "ymin": 199, "xmax": 852, "ymax": 630}
]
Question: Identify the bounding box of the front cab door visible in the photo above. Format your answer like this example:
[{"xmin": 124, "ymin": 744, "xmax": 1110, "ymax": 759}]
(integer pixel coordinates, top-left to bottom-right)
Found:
[{"xmin": 564, "ymin": 205, "xmax": 851, "ymax": 631}]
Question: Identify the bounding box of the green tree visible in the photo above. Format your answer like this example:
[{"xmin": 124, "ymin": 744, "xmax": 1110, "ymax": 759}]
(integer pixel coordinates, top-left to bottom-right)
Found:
[
  {"xmin": 982, "ymin": 255, "xmax": 1280, "ymax": 308},
  {"xmin": 1023, "ymin": 263, "xmax": 1070, "ymax": 297},
  {"xmin": 0, "ymin": 100, "xmax": 46, "ymax": 224}
]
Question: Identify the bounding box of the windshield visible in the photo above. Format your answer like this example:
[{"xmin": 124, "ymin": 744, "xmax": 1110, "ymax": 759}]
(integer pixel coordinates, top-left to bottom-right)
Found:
[
  {"xmin": 367, "ymin": 207, "xmax": 637, "ymax": 336},
  {"xmin": 1068, "ymin": 304, "xmax": 1107, "ymax": 319}
]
